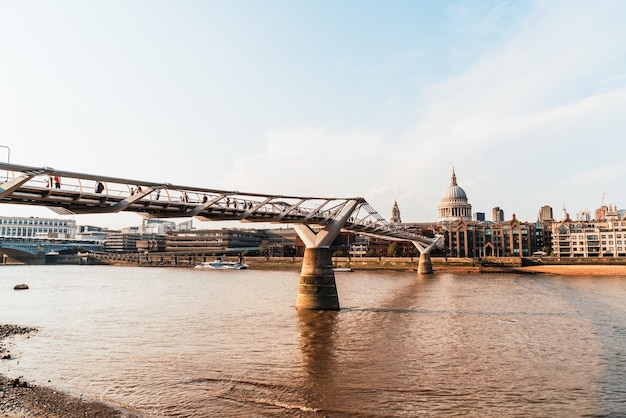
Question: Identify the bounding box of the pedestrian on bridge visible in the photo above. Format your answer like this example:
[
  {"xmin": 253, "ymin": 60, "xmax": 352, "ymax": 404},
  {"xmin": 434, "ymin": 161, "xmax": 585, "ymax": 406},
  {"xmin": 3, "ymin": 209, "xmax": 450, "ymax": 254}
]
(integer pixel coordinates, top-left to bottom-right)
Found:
[{"xmin": 54, "ymin": 176, "xmax": 60, "ymax": 189}]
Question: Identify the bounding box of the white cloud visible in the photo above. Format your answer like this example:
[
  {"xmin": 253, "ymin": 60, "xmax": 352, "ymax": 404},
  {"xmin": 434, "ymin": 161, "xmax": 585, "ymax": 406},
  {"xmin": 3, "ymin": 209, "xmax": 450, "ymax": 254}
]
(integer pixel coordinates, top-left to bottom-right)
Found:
[
  {"xmin": 222, "ymin": 127, "xmax": 393, "ymax": 197},
  {"xmin": 221, "ymin": 0, "xmax": 626, "ymax": 222}
]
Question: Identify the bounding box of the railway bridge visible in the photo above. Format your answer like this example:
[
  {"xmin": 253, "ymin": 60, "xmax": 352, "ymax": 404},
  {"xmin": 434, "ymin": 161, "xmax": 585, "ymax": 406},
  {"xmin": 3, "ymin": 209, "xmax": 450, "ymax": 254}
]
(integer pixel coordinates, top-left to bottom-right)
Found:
[{"xmin": 0, "ymin": 162, "xmax": 443, "ymax": 310}]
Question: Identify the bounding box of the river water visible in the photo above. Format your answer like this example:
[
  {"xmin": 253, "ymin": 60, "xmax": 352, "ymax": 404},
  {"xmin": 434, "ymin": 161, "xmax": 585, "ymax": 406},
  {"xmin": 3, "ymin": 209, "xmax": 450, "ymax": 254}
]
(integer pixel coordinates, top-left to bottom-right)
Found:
[{"xmin": 1, "ymin": 265, "xmax": 625, "ymax": 417}]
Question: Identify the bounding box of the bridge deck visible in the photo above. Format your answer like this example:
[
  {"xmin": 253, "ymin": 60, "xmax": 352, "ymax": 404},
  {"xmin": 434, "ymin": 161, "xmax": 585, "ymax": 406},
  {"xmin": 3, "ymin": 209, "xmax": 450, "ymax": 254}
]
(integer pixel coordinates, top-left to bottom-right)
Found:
[{"xmin": 0, "ymin": 162, "xmax": 440, "ymax": 245}]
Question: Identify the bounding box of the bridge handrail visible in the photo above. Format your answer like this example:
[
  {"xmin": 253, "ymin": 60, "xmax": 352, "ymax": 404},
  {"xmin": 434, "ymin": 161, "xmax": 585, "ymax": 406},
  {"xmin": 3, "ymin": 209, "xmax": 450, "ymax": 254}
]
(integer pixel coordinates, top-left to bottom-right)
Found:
[
  {"xmin": 0, "ymin": 162, "xmax": 442, "ymax": 247},
  {"xmin": 0, "ymin": 162, "xmax": 354, "ymax": 201}
]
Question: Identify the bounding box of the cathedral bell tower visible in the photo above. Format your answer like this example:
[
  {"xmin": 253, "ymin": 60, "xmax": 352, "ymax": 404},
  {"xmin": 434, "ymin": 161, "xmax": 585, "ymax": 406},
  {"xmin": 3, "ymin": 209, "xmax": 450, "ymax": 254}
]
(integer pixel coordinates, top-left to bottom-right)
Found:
[{"xmin": 390, "ymin": 200, "xmax": 401, "ymax": 224}]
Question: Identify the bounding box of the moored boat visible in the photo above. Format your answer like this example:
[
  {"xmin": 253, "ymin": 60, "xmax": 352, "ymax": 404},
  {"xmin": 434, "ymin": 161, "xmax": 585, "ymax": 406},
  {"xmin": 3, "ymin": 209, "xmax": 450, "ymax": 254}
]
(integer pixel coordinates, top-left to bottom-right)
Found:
[{"xmin": 195, "ymin": 259, "xmax": 248, "ymax": 270}]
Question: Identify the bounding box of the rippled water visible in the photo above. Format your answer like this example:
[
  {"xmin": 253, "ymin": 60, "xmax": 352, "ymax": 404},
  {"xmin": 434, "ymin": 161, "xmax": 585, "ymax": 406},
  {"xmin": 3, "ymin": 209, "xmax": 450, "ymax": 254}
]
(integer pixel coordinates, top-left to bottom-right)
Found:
[{"xmin": 1, "ymin": 265, "xmax": 625, "ymax": 417}]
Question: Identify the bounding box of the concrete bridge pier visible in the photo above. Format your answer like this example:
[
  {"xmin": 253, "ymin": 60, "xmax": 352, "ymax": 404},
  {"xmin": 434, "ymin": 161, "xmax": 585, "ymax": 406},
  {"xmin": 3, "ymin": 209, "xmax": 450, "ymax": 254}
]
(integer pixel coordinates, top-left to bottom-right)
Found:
[
  {"xmin": 417, "ymin": 252, "xmax": 433, "ymax": 274},
  {"xmin": 297, "ymin": 247, "xmax": 339, "ymax": 310},
  {"xmin": 412, "ymin": 235, "xmax": 443, "ymax": 275},
  {"xmin": 293, "ymin": 200, "xmax": 359, "ymax": 311}
]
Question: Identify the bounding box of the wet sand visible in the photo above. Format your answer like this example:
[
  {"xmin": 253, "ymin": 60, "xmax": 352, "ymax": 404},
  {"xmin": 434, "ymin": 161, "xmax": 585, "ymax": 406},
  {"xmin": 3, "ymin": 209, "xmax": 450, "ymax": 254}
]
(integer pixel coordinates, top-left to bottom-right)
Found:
[
  {"xmin": 517, "ymin": 264, "xmax": 626, "ymax": 275},
  {"xmin": 0, "ymin": 325, "xmax": 141, "ymax": 418}
]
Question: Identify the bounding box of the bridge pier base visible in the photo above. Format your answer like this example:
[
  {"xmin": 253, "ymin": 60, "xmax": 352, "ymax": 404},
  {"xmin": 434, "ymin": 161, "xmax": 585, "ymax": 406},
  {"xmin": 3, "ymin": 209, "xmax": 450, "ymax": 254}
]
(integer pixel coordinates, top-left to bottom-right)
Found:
[
  {"xmin": 296, "ymin": 247, "xmax": 340, "ymax": 311},
  {"xmin": 418, "ymin": 252, "xmax": 434, "ymax": 274}
]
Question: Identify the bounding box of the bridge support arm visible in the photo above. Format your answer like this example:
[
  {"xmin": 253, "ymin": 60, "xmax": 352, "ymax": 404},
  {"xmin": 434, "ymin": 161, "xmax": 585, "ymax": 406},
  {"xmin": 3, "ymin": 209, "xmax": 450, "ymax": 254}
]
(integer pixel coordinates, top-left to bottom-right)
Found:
[
  {"xmin": 292, "ymin": 199, "xmax": 360, "ymax": 311},
  {"xmin": 0, "ymin": 169, "xmax": 49, "ymax": 199},
  {"xmin": 109, "ymin": 187, "xmax": 157, "ymax": 213},
  {"xmin": 411, "ymin": 236, "xmax": 442, "ymax": 275},
  {"xmin": 411, "ymin": 239, "xmax": 438, "ymax": 255},
  {"xmin": 187, "ymin": 194, "xmax": 227, "ymax": 217}
]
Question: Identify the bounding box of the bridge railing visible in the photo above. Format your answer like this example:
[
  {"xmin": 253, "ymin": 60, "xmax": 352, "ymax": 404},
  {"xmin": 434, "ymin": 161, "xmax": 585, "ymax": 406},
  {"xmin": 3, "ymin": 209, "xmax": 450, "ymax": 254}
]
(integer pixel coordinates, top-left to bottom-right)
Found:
[{"xmin": 0, "ymin": 162, "xmax": 440, "ymax": 246}]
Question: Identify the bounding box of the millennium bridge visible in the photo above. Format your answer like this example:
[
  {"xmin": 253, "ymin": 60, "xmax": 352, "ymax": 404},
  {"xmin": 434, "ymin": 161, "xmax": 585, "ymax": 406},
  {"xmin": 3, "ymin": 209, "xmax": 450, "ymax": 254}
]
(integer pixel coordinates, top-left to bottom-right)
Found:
[{"xmin": 0, "ymin": 162, "xmax": 443, "ymax": 310}]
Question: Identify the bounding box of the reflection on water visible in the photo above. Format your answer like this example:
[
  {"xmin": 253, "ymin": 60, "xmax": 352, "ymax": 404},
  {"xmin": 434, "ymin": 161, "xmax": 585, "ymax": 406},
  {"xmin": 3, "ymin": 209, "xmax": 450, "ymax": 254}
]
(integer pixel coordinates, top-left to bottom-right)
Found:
[
  {"xmin": 1, "ymin": 266, "xmax": 625, "ymax": 416},
  {"xmin": 297, "ymin": 309, "xmax": 338, "ymax": 412}
]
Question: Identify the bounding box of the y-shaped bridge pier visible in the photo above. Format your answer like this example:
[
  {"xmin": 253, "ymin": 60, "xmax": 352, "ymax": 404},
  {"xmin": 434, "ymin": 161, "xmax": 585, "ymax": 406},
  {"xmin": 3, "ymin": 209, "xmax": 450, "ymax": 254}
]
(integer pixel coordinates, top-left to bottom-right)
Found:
[{"xmin": 0, "ymin": 162, "xmax": 444, "ymax": 310}]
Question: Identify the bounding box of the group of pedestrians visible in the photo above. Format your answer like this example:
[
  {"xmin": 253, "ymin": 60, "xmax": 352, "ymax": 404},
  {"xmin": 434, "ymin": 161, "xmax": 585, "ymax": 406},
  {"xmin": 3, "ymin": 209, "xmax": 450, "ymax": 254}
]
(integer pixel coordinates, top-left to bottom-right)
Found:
[
  {"xmin": 46, "ymin": 176, "xmax": 61, "ymax": 189},
  {"xmin": 40, "ymin": 177, "xmax": 265, "ymax": 217},
  {"xmin": 42, "ymin": 177, "xmax": 237, "ymax": 209},
  {"xmin": 54, "ymin": 176, "xmax": 60, "ymax": 188}
]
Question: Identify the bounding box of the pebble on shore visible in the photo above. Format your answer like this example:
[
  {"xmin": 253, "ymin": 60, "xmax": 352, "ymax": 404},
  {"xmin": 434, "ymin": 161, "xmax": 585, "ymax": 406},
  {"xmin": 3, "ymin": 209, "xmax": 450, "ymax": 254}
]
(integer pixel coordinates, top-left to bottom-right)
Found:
[{"xmin": 0, "ymin": 324, "xmax": 141, "ymax": 418}]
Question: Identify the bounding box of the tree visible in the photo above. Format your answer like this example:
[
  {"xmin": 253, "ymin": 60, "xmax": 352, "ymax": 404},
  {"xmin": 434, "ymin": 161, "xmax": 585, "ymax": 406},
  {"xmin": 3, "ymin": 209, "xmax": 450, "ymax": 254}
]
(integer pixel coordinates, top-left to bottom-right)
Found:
[
  {"xmin": 259, "ymin": 240, "xmax": 270, "ymax": 256},
  {"xmin": 388, "ymin": 242, "xmax": 402, "ymax": 257}
]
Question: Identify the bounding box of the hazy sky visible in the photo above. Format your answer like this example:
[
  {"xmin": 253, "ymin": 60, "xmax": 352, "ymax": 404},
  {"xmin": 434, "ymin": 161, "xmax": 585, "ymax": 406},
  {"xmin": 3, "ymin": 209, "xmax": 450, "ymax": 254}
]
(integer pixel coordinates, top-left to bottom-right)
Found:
[{"xmin": 1, "ymin": 0, "xmax": 625, "ymax": 229}]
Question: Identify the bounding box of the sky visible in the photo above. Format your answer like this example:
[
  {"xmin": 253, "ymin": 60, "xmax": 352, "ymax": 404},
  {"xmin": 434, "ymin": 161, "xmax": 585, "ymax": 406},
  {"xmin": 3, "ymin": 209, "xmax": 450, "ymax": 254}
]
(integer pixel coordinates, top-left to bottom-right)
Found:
[{"xmin": 1, "ymin": 0, "xmax": 626, "ymax": 230}]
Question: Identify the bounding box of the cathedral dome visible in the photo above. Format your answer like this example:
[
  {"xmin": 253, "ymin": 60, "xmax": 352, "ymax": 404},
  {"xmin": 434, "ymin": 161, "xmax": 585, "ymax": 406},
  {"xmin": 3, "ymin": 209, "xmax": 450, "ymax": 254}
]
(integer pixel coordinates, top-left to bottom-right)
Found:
[
  {"xmin": 442, "ymin": 184, "xmax": 467, "ymax": 200},
  {"xmin": 438, "ymin": 168, "xmax": 472, "ymax": 223},
  {"xmin": 441, "ymin": 169, "xmax": 468, "ymax": 201}
]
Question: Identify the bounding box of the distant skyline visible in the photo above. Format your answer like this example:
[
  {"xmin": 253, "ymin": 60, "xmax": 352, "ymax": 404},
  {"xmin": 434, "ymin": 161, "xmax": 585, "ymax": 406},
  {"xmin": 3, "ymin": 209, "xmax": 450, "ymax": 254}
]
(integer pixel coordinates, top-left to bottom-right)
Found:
[{"xmin": 1, "ymin": 1, "xmax": 625, "ymax": 229}]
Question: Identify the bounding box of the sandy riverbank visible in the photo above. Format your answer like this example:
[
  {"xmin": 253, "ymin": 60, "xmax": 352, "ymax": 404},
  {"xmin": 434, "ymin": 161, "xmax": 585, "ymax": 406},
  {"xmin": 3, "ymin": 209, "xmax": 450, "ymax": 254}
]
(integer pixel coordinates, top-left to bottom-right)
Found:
[
  {"xmin": 0, "ymin": 325, "xmax": 141, "ymax": 418},
  {"xmin": 433, "ymin": 264, "xmax": 626, "ymax": 276},
  {"xmin": 515, "ymin": 264, "xmax": 626, "ymax": 276}
]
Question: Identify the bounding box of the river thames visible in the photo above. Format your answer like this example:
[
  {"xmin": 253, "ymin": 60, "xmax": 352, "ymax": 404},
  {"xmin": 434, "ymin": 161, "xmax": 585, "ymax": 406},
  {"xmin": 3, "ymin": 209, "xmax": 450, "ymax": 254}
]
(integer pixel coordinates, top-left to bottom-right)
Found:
[{"xmin": 1, "ymin": 265, "xmax": 625, "ymax": 417}]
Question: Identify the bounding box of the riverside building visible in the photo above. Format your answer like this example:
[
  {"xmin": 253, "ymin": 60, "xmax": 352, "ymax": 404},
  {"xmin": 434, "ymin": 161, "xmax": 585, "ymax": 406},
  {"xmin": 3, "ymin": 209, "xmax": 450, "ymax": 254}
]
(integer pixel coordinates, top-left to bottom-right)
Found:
[
  {"xmin": 552, "ymin": 205, "xmax": 626, "ymax": 257},
  {"xmin": 0, "ymin": 216, "xmax": 76, "ymax": 239},
  {"xmin": 445, "ymin": 216, "xmax": 538, "ymax": 258},
  {"xmin": 165, "ymin": 227, "xmax": 297, "ymax": 256}
]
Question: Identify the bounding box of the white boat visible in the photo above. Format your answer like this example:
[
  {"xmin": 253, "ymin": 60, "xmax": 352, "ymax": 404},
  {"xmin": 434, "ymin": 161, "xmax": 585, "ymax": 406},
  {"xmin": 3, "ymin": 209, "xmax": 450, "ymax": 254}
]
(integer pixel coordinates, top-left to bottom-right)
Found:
[
  {"xmin": 333, "ymin": 267, "xmax": 354, "ymax": 272},
  {"xmin": 195, "ymin": 259, "xmax": 248, "ymax": 270}
]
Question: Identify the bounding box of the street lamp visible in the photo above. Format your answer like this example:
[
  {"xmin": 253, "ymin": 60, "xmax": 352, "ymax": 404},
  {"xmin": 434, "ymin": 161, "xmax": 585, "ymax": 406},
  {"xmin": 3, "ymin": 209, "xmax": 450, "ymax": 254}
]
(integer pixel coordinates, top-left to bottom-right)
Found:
[{"xmin": 0, "ymin": 145, "xmax": 10, "ymax": 181}]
